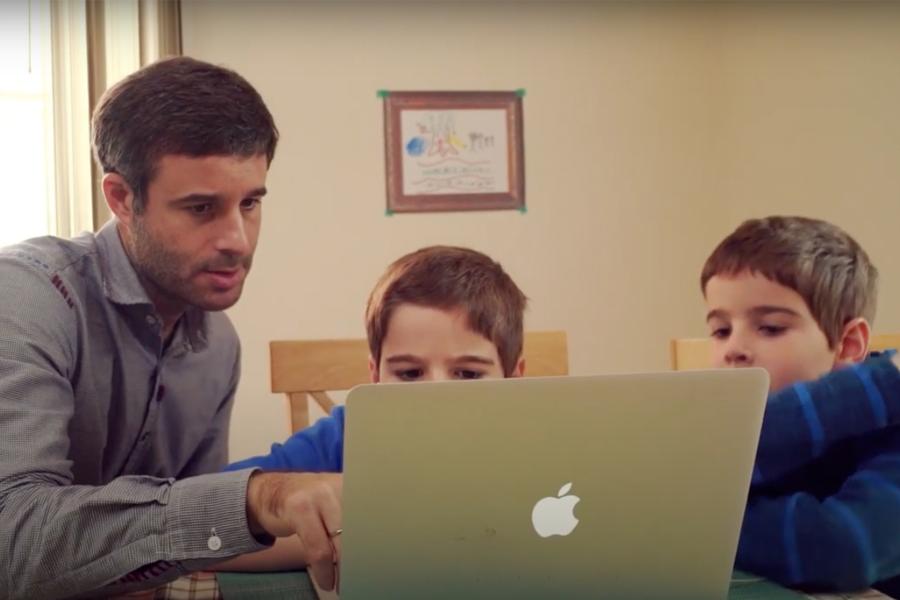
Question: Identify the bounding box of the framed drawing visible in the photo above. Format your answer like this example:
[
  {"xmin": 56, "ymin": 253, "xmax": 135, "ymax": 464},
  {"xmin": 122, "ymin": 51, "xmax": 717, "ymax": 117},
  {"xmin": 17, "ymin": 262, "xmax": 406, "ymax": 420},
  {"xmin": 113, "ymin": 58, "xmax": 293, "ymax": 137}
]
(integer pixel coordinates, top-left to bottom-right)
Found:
[{"xmin": 382, "ymin": 90, "xmax": 525, "ymax": 213}]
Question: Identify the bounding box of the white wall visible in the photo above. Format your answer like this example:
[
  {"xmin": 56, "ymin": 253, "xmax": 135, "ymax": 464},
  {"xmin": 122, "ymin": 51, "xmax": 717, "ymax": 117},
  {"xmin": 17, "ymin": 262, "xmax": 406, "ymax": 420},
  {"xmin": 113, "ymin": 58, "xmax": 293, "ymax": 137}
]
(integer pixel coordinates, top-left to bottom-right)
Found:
[{"xmin": 181, "ymin": 1, "xmax": 900, "ymax": 460}]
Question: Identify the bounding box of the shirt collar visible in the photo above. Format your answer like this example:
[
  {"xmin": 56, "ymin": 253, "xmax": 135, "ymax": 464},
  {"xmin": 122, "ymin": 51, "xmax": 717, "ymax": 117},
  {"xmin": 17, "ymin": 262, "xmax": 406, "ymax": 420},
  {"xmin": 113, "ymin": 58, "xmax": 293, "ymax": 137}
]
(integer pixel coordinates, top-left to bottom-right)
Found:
[
  {"xmin": 96, "ymin": 219, "xmax": 209, "ymax": 352},
  {"xmin": 96, "ymin": 219, "xmax": 152, "ymax": 307}
]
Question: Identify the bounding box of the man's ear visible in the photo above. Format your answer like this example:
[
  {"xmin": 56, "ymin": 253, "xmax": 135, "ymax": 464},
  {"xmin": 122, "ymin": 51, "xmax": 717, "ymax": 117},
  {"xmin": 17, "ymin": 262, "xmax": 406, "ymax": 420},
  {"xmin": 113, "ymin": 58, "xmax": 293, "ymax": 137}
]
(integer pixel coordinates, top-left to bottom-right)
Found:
[
  {"xmin": 368, "ymin": 355, "xmax": 380, "ymax": 383},
  {"xmin": 102, "ymin": 173, "xmax": 137, "ymax": 226},
  {"xmin": 509, "ymin": 357, "xmax": 525, "ymax": 378},
  {"xmin": 834, "ymin": 317, "xmax": 871, "ymax": 367}
]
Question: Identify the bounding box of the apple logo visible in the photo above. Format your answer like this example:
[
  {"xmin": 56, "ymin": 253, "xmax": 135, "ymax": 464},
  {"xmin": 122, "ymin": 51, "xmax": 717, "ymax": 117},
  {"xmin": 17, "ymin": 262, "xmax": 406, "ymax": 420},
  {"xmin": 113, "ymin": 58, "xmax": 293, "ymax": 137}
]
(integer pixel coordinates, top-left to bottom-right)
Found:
[{"xmin": 531, "ymin": 482, "xmax": 580, "ymax": 538}]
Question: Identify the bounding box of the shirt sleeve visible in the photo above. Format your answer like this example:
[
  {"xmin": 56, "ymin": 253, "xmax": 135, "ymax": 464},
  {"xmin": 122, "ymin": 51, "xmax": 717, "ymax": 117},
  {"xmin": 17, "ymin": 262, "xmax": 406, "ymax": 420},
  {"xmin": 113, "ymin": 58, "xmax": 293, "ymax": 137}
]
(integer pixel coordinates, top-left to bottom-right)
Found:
[
  {"xmin": 225, "ymin": 405, "xmax": 345, "ymax": 473},
  {"xmin": 736, "ymin": 440, "xmax": 900, "ymax": 592},
  {"xmin": 0, "ymin": 258, "xmax": 270, "ymax": 600},
  {"xmin": 753, "ymin": 353, "xmax": 900, "ymax": 486}
]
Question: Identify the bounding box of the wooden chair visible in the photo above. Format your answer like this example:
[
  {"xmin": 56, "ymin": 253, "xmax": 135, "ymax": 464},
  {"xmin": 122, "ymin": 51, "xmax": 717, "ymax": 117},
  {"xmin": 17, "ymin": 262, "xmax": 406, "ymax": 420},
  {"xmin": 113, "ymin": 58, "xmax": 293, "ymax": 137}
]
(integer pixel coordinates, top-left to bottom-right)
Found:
[
  {"xmin": 271, "ymin": 330, "xmax": 569, "ymax": 432},
  {"xmin": 670, "ymin": 333, "xmax": 900, "ymax": 371}
]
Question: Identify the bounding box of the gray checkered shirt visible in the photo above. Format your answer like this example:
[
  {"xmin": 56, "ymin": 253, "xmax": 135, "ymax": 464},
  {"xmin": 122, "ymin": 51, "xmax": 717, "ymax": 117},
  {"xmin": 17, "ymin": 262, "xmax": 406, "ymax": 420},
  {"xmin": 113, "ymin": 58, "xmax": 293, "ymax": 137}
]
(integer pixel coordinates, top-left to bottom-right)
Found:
[{"xmin": 0, "ymin": 222, "xmax": 270, "ymax": 599}]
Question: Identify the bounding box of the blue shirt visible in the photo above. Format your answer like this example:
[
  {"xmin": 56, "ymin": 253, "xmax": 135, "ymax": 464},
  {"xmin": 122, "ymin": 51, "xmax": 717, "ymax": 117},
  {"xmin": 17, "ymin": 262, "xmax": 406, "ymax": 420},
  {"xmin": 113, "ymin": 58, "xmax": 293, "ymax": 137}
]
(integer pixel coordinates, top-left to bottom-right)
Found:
[
  {"xmin": 736, "ymin": 352, "xmax": 900, "ymax": 592},
  {"xmin": 227, "ymin": 405, "xmax": 346, "ymax": 473}
]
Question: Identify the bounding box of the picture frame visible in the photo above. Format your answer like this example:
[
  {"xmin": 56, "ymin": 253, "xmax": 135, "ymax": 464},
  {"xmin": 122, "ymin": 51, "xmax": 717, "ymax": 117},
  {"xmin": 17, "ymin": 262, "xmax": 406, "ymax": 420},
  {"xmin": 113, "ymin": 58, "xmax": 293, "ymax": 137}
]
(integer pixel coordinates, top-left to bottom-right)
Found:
[{"xmin": 382, "ymin": 90, "xmax": 525, "ymax": 213}]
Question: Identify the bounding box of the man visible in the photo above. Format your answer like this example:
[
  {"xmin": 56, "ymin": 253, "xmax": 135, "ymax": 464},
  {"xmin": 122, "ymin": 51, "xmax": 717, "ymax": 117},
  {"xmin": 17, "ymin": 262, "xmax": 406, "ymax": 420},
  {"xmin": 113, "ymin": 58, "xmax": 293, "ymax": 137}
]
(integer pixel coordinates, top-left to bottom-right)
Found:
[{"xmin": 0, "ymin": 57, "xmax": 341, "ymax": 599}]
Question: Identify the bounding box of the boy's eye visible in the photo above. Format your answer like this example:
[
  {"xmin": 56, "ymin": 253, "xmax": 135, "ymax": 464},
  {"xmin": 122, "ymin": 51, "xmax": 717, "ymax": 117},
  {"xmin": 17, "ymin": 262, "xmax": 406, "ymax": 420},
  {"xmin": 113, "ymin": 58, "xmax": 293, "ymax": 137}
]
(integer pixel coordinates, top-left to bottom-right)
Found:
[
  {"xmin": 454, "ymin": 369, "xmax": 485, "ymax": 380},
  {"xmin": 759, "ymin": 325, "xmax": 787, "ymax": 336},
  {"xmin": 710, "ymin": 327, "xmax": 730, "ymax": 339},
  {"xmin": 394, "ymin": 369, "xmax": 423, "ymax": 381}
]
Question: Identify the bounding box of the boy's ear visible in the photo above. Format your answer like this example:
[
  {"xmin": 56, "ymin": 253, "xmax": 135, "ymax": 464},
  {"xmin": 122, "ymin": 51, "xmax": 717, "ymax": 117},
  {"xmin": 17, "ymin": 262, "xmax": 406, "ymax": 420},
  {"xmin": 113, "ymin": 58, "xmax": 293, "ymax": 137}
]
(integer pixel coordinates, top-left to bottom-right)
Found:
[
  {"xmin": 368, "ymin": 355, "xmax": 380, "ymax": 383},
  {"xmin": 834, "ymin": 317, "xmax": 871, "ymax": 367},
  {"xmin": 102, "ymin": 173, "xmax": 137, "ymax": 226},
  {"xmin": 509, "ymin": 357, "xmax": 525, "ymax": 378}
]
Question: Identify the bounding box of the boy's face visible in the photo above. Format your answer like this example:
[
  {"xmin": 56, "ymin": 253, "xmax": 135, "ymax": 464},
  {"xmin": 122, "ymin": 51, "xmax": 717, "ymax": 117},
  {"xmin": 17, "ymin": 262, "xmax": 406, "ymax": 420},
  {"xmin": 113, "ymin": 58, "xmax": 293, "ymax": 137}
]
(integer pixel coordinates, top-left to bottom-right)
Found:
[
  {"xmin": 370, "ymin": 303, "xmax": 522, "ymax": 383},
  {"xmin": 704, "ymin": 271, "xmax": 839, "ymax": 392}
]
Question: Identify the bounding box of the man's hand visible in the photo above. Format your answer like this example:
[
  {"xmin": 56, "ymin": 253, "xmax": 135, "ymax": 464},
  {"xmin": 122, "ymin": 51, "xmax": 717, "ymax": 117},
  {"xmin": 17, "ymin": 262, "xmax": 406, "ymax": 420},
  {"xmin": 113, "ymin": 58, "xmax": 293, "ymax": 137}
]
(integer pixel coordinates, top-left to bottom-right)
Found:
[{"xmin": 246, "ymin": 472, "xmax": 343, "ymax": 590}]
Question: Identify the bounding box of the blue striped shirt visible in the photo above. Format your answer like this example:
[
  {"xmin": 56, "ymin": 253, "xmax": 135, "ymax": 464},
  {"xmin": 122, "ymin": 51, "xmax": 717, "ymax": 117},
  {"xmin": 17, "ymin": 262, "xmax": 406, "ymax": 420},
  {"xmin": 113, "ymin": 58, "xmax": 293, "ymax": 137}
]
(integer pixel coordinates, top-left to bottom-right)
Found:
[{"xmin": 736, "ymin": 352, "xmax": 900, "ymax": 592}]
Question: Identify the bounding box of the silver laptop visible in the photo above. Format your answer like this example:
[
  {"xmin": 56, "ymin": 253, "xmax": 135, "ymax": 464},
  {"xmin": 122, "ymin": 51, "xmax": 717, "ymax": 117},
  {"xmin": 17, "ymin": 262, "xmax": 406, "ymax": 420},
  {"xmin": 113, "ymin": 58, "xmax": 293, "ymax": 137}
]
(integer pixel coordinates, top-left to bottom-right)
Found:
[{"xmin": 340, "ymin": 369, "xmax": 768, "ymax": 600}]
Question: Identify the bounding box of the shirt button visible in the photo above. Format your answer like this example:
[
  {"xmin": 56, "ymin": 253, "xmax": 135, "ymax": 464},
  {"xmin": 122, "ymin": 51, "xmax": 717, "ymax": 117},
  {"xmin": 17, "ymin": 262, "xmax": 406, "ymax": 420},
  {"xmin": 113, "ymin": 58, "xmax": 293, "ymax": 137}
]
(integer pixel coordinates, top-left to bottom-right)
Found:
[
  {"xmin": 146, "ymin": 315, "xmax": 157, "ymax": 326},
  {"xmin": 208, "ymin": 528, "xmax": 222, "ymax": 551}
]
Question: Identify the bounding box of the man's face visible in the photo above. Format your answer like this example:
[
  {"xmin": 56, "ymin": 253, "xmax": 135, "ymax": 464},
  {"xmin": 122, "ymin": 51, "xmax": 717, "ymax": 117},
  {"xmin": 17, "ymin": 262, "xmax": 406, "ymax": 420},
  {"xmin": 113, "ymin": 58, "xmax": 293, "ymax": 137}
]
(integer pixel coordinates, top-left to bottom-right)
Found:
[
  {"xmin": 371, "ymin": 304, "xmax": 521, "ymax": 383},
  {"xmin": 124, "ymin": 154, "xmax": 268, "ymax": 314},
  {"xmin": 704, "ymin": 271, "xmax": 839, "ymax": 392}
]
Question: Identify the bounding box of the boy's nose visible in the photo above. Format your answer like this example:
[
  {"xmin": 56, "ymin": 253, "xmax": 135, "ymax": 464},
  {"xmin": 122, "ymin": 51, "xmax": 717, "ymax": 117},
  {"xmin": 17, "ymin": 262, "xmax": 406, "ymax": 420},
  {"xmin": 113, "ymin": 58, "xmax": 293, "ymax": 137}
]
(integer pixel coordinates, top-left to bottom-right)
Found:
[
  {"xmin": 725, "ymin": 345, "xmax": 753, "ymax": 366},
  {"xmin": 427, "ymin": 368, "xmax": 453, "ymax": 382}
]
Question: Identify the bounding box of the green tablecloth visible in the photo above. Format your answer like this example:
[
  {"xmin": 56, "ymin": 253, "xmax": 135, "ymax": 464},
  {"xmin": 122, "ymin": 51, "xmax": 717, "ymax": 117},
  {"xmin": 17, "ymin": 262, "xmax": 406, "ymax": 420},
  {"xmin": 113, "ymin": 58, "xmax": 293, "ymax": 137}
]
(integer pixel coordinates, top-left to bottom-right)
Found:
[
  {"xmin": 216, "ymin": 571, "xmax": 319, "ymax": 599},
  {"xmin": 216, "ymin": 570, "xmax": 807, "ymax": 599},
  {"xmin": 728, "ymin": 571, "xmax": 807, "ymax": 600}
]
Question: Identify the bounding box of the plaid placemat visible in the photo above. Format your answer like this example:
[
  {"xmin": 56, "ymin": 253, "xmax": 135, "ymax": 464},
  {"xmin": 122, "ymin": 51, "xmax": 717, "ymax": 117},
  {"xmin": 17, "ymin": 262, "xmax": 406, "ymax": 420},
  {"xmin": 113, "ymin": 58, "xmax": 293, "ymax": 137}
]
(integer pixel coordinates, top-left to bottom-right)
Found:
[{"xmin": 112, "ymin": 571, "xmax": 221, "ymax": 599}]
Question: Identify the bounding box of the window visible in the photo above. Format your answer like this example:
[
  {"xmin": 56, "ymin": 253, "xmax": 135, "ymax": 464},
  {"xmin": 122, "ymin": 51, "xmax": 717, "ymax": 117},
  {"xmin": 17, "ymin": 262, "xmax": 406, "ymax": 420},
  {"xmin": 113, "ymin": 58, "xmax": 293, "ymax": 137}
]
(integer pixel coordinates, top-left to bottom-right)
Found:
[
  {"xmin": 0, "ymin": 0, "xmax": 56, "ymax": 247},
  {"xmin": 0, "ymin": 0, "xmax": 178, "ymax": 248}
]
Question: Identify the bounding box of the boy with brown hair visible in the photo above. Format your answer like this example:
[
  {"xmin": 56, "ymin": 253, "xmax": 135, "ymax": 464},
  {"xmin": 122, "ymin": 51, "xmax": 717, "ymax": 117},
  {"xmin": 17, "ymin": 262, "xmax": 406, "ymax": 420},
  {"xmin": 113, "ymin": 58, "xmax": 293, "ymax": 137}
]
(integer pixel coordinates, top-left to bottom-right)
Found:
[
  {"xmin": 220, "ymin": 246, "xmax": 527, "ymax": 571},
  {"xmin": 702, "ymin": 216, "xmax": 900, "ymax": 593},
  {"xmin": 228, "ymin": 244, "xmax": 527, "ymax": 473}
]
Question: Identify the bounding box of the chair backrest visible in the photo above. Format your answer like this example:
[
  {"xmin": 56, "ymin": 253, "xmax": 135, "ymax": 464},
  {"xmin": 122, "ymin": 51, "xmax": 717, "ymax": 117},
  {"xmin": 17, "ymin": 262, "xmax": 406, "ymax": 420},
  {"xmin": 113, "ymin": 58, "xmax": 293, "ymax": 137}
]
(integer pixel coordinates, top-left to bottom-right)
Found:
[
  {"xmin": 272, "ymin": 330, "xmax": 569, "ymax": 432},
  {"xmin": 671, "ymin": 333, "xmax": 900, "ymax": 371}
]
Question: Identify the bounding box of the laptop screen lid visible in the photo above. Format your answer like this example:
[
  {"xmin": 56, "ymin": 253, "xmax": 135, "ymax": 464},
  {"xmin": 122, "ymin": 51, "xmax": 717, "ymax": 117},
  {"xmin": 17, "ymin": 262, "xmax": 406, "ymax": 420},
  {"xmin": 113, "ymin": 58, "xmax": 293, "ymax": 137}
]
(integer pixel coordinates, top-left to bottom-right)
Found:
[{"xmin": 340, "ymin": 368, "xmax": 768, "ymax": 600}]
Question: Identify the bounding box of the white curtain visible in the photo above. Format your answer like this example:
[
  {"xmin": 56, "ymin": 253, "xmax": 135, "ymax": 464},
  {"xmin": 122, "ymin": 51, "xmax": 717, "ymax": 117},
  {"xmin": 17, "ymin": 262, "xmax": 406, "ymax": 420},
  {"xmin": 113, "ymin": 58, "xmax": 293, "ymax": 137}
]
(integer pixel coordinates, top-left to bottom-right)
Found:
[
  {"xmin": 0, "ymin": 1, "xmax": 61, "ymax": 245},
  {"xmin": 52, "ymin": 0, "xmax": 182, "ymax": 231}
]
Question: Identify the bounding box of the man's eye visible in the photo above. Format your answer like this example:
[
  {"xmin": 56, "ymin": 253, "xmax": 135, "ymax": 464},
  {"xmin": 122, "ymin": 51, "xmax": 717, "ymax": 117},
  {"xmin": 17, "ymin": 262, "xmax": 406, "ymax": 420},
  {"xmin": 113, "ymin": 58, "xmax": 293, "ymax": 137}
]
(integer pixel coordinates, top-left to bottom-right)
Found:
[
  {"xmin": 394, "ymin": 369, "xmax": 423, "ymax": 381},
  {"xmin": 188, "ymin": 204, "xmax": 213, "ymax": 215},
  {"xmin": 455, "ymin": 370, "xmax": 485, "ymax": 380},
  {"xmin": 241, "ymin": 198, "xmax": 261, "ymax": 210}
]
